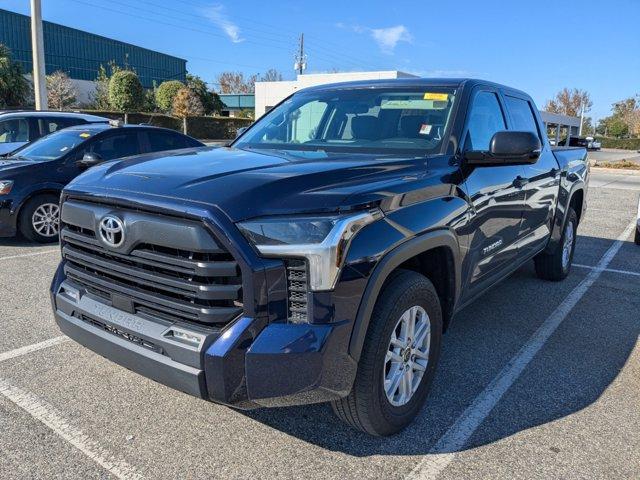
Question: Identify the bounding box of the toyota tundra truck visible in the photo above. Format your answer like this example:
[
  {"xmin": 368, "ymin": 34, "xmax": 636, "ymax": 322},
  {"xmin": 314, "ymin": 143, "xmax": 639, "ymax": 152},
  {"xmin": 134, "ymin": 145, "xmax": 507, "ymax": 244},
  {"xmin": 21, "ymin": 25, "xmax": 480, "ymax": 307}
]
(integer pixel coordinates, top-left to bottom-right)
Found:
[{"xmin": 50, "ymin": 79, "xmax": 588, "ymax": 436}]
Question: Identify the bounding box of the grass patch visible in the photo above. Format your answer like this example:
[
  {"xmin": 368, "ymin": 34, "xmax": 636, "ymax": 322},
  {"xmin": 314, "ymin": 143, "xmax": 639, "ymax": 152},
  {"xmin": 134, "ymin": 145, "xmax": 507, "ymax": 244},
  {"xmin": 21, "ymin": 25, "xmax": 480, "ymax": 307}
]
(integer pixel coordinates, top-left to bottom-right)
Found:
[{"xmin": 593, "ymin": 159, "xmax": 640, "ymax": 170}]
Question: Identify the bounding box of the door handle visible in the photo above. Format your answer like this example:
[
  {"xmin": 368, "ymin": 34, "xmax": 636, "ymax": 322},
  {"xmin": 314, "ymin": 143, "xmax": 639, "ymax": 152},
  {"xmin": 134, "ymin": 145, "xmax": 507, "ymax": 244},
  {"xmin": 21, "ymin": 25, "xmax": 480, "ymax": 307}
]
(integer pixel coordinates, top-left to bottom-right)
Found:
[{"xmin": 513, "ymin": 176, "xmax": 529, "ymax": 188}]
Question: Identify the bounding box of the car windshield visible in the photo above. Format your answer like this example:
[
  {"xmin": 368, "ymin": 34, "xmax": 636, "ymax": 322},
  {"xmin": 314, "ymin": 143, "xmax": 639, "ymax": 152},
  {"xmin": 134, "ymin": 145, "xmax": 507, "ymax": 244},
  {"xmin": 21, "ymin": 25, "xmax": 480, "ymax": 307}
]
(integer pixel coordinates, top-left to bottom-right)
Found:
[
  {"xmin": 234, "ymin": 86, "xmax": 457, "ymax": 155},
  {"xmin": 11, "ymin": 129, "xmax": 95, "ymax": 161}
]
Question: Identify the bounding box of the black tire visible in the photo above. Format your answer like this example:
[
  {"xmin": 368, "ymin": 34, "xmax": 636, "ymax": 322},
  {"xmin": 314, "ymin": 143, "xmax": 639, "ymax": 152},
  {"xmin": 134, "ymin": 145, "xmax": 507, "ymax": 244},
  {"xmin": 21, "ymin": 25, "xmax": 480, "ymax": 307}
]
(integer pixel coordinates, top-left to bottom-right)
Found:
[
  {"xmin": 331, "ymin": 269, "xmax": 443, "ymax": 436},
  {"xmin": 534, "ymin": 207, "xmax": 578, "ymax": 281},
  {"xmin": 18, "ymin": 193, "xmax": 61, "ymax": 243},
  {"xmin": 634, "ymin": 227, "xmax": 640, "ymax": 246}
]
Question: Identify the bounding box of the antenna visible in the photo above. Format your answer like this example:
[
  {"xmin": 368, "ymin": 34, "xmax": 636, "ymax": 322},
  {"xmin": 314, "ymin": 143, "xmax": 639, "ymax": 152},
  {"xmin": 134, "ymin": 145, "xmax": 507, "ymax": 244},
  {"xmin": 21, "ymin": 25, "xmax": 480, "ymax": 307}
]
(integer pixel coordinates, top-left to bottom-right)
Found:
[{"xmin": 294, "ymin": 33, "xmax": 307, "ymax": 75}]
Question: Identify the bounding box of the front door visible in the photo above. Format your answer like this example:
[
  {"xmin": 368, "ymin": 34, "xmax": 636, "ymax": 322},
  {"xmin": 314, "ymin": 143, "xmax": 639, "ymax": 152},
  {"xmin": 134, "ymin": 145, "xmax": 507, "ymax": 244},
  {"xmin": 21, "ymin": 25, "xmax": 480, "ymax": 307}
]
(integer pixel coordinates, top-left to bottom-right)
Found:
[{"xmin": 459, "ymin": 88, "xmax": 527, "ymax": 300}]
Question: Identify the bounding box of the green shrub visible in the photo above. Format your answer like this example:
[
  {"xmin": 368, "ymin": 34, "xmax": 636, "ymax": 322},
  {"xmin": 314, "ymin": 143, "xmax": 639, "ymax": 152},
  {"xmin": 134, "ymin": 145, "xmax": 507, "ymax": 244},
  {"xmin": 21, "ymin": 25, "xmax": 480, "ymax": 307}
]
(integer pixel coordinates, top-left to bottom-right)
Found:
[
  {"xmin": 108, "ymin": 71, "xmax": 144, "ymax": 121},
  {"xmin": 595, "ymin": 136, "xmax": 640, "ymax": 150},
  {"xmin": 155, "ymin": 80, "xmax": 184, "ymax": 112}
]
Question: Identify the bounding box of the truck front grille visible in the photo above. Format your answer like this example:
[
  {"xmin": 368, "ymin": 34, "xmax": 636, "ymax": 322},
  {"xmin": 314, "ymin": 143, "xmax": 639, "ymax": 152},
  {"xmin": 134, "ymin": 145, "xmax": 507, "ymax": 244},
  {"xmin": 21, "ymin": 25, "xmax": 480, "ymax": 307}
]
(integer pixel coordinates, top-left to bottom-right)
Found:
[
  {"xmin": 286, "ymin": 259, "xmax": 309, "ymax": 323},
  {"xmin": 60, "ymin": 201, "xmax": 243, "ymax": 327}
]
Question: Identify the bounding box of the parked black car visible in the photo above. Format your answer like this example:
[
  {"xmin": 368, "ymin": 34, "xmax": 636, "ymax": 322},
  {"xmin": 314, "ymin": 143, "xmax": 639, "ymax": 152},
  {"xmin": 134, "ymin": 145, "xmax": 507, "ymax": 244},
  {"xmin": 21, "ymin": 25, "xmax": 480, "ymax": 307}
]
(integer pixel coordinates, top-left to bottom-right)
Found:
[
  {"xmin": 0, "ymin": 123, "xmax": 204, "ymax": 242},
  {"xmin": 51, "ymin": 79, "xmax": 588, "ymax": 435},
  {"xmin": 0, "ymin": 110, "xmax": 108, "ymax": 156}
]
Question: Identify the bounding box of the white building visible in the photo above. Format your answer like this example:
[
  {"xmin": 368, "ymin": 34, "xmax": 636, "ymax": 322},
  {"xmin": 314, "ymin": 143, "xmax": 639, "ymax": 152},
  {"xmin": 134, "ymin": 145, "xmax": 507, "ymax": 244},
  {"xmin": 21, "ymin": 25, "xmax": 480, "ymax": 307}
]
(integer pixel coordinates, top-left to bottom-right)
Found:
[{"xmin": 254, "ymin": 70, "xmax": 417, "ymax": 119}]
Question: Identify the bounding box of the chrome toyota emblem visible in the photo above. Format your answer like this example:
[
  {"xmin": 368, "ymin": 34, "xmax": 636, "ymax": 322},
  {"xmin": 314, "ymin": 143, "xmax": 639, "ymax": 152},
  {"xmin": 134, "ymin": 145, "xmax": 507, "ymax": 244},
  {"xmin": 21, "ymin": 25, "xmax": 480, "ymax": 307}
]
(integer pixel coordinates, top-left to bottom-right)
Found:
[{"xmin": 99, "ymin": 215, "xmax": 125, "ymax": 248}]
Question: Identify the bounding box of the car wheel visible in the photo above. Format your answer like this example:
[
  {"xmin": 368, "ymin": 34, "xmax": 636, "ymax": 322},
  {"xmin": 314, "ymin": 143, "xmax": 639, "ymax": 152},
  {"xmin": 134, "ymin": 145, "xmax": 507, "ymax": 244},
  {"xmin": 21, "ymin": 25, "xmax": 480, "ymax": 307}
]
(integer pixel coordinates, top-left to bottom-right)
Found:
[
  {"xmin": 534, "ymin": 207, "xmax": 578, "ymax": 281},
  {"xmin": 19, "ymin": 193, "xmax": 61, "ymax": 243},
  {"xmin": 634, "ymin": 227, "xmax": 640, "ymax": 246},
  {"xmin": 331, "ymin": 269, "xmax": 442, "ymax": 436}
]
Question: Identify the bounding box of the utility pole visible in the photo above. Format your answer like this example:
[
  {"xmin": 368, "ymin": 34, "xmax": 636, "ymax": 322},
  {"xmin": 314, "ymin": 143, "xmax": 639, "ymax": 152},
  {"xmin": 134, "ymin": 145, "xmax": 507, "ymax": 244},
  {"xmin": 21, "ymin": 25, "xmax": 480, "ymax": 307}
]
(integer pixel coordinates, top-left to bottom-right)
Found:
[
  {"xmin": 578, "ymin": 99, "xmax": 585, "ymax": 136},
  {"xmin": 294, "ymin": 33, "xmax": 306, "ymax": 76},
  {"xmin": 30, "ymin": 0, "xmax": 48, "ymax": 110}
]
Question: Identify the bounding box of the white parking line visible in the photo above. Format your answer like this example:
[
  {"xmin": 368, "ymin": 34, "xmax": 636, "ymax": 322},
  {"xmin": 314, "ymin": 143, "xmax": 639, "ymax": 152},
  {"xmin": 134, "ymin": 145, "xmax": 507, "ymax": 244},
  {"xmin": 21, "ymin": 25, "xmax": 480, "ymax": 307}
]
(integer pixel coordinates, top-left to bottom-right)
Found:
[
  {"xmin": 0, "ymin": 336, "xmax": 68, "ymax": 363},
  {"xmin": 0, "ymin": 249, "xmax": 59, "ymax": 261},
  {"xmin": 573, "ymin": 263, "xmax": 640, "ymax": 278},
  {"xmin": 0, "ymin": 378, "xmax": 142, "ymax": 480},
  {"xmin": 406, "ymin": 220, "xmax": 636, "ymax": 480}
]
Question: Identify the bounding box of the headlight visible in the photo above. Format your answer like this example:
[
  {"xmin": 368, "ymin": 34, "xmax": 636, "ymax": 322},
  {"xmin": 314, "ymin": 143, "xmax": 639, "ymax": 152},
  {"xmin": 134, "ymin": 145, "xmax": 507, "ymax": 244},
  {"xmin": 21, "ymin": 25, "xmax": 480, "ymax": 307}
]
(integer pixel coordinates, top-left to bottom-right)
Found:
[
  {"xmin": 0, "ymin": 180, "xmax": 13, "ymax": 195},
  {"xmin": 238, "ymin": 209, "xmax": 382, "ymax": 290}
]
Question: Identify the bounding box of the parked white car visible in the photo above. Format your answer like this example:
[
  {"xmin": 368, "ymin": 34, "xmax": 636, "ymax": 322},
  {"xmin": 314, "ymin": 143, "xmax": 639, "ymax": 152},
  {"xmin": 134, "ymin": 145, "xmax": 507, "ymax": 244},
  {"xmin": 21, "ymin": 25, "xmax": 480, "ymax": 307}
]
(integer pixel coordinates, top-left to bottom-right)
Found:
[{"xmin": 585, "ymin": 136, "xmax": 601, "ymax": 151}]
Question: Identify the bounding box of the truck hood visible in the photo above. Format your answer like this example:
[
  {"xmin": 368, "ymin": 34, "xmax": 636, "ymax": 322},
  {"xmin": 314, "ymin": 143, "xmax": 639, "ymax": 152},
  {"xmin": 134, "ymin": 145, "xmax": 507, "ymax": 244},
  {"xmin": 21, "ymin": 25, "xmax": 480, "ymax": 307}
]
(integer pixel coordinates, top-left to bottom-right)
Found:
[{"xmin": 66, "ymin": 146, "xmax": 432, "ymax": 222}]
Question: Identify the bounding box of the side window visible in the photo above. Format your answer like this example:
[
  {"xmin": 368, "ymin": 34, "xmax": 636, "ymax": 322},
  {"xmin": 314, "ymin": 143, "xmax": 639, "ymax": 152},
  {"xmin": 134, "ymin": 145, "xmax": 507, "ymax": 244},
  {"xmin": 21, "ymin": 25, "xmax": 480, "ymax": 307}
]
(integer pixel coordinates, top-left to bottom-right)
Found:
[
  {"xmin": 0, "ymin": 118, "xmax": 30, "ymax": 143},
  {"xmin": 505, "ymin": 96, "xmax": 540, "ymax": 137},
  {"xmin": 91, "ymin": 132, "xmax": 141, "ymax": 160},
  {"xmin": 39, "ymin": 118, "xmax": 80, "ymax": 135},
  {"xmin": 464, "ymin": 91, "xmax": 506, "ymax": 151},
  {"xmin": 146, "ymin": 130, "xmax": 188, "ymax": 152}
]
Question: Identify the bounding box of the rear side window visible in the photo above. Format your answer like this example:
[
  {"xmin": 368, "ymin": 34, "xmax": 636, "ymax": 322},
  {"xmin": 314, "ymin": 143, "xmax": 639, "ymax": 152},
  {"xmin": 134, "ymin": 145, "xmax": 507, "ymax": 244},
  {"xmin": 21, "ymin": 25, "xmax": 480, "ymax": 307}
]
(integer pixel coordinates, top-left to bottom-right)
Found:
[
  {"xmin": 146, "ymin": 130, "xmax": 189, "ymax": 152},
  {"xmin": 464, "ymin": 91, "xmax": 506, "ymax": 151},
  {"xmin": 0, "ymin": 118, "xmax": 30, "ymax": 143},
  {"xmin": 39, "ymin": 118, "xmax": 82, "ymax": 135},
  {"xmin": 505, "ymin": 96, "xmax": 539, "ymax": 137}
]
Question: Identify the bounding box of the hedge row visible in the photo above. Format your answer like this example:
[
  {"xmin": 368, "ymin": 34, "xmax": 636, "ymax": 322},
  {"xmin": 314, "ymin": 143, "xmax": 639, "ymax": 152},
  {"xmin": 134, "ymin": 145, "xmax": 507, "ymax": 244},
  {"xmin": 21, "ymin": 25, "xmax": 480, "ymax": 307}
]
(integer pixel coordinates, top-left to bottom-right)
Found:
[
  {"xmin": 81, "ymin": 110, "xmax": 252, "ymax": 140},
  {"xmin": 594, "ymin": 136, "xmax": 640, "ymax": 151}
]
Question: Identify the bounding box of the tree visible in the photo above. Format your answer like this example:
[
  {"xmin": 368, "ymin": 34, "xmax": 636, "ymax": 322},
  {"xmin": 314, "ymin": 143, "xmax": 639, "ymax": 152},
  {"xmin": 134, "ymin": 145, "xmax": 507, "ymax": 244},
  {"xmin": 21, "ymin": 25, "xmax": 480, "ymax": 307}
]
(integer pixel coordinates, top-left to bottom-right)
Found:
[
  {"xmin": 216, "ymin": 71, "xmax": 257, "ymax": 94},
  {"xmin": 90, "ymin": 61, "xmax": 121, "ymax": 110},
  {"xmin": 46, "ymin": 71, "xmax": 77, "ymax": 110},
  {"xmin": 155, "ymin": 80, "xmax": 183, "ymax": 112},
  {"xmin": 172, "ymin": 87, "xmax": 204, "ymax": 134},
  {"xmin": 545, "ymin": 88, "xmax": 593, "ymax": 117},
  {"xmin": 108, "ymin": 70, "xmax": 144, "ymax": 123},
  {"xmin": 186, "ymin": 74, "xmax": 224, "ymax": 115},
  {"xmin": 611, "ymin": 96, "xmax": 640, "ymax": 137},
  {"xmin": 260, "ymin": 68, "xmax": 283, "ymax": 82},
  {"xmin": 0, "ymin": 44, "xmax": 30, "ymax": 108}
]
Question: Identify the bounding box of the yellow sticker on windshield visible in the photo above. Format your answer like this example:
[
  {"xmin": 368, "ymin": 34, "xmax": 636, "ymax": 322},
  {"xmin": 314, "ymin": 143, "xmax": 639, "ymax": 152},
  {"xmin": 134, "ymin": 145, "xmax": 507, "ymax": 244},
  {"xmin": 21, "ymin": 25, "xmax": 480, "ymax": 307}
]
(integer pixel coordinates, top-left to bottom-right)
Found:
[
  {"xmin": 424, "ymin": 93, "xmax": 449, "ymax": 101},
  {"xmin": 79, "ymin": 132, "xmax": 90, "ymax": 138}
]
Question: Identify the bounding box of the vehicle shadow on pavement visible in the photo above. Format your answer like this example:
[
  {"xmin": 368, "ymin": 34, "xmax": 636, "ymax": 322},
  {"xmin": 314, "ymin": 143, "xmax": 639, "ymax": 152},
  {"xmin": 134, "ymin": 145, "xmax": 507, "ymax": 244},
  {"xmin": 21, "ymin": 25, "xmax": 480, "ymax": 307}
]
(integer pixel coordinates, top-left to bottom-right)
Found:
[
  {"xmin": 243, "ymin": 235, "xmax": 639, "ymax": 457},
  {"xmin": 0, "ymin": 237, "xmax": 57, "ymax": 248}
]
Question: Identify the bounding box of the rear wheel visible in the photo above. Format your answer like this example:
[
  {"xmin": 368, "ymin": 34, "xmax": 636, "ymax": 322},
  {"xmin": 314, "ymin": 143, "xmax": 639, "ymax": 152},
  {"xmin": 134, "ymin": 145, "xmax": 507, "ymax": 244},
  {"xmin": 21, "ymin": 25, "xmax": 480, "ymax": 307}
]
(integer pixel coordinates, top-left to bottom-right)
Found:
[
  {"xmin": 19, "ymin": 194, "xmax": 61, "ymax": 243},
  {"xmin": 534, "ymin": 207, "xmax": 578, "ymax": 281},
  {"xmin": 331, "ymin": 269, "xmax": 442, "ymax": 436}
]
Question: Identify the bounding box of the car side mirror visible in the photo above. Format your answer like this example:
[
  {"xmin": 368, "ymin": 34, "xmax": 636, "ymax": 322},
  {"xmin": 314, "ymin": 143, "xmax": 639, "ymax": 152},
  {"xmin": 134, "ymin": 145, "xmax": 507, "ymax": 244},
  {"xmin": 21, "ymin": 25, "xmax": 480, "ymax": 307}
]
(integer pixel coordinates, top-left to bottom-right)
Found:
[
  {"xmin": 465, "ymin": 131, "xmax": 541, "ymax": 166},
  {"xmin": 76, "ymin": 152, "xmax": 103, "ymax": 169}
]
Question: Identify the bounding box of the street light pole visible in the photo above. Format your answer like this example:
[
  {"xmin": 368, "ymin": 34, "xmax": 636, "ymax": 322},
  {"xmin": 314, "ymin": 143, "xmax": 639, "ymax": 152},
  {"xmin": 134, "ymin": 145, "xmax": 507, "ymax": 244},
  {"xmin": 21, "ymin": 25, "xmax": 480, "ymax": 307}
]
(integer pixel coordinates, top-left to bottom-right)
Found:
[
  {"xmin": 30, "ymin": 0, "xmax": 48, "ymax": 110},
  {"xmin": 578, "ymin": 100, "xmax": 585, "ymax": 136}
]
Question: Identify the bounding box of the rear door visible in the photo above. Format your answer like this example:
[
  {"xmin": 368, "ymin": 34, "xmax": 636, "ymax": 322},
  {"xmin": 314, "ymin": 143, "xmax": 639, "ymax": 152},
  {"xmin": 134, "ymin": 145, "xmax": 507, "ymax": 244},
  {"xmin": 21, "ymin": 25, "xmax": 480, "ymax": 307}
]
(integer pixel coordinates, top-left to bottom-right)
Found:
[
  {"xmin": 460, "ymin": 87, "xmax": 528, "ymax": 299},
  {"xmin": 503, "ymin": 94, "xmax": 560, "ymax": 258}
]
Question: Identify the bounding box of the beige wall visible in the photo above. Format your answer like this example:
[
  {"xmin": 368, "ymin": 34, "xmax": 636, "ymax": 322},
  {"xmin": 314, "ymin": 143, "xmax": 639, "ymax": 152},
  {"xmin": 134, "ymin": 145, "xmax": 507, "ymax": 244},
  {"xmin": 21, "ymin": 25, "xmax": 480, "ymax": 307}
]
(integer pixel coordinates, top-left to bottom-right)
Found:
[{"xmin": 254, "ymin": 71, "xmax": 417, "ymax": 118}]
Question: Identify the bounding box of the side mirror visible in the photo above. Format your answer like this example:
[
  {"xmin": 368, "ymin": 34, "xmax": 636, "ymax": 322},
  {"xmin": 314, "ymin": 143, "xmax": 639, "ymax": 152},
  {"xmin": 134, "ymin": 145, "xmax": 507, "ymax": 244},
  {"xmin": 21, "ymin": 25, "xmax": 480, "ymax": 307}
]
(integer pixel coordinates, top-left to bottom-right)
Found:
[
  {"xmin": 76, "ymin": 152, "xmax": 103, "ymax": 169},
  {"xmin": 235, "ymin": 126, "xmax": 249, "ymax": 138},
  {"xmin": 465, "ymin": 131, "xmax": 541, "ymax": 166}
]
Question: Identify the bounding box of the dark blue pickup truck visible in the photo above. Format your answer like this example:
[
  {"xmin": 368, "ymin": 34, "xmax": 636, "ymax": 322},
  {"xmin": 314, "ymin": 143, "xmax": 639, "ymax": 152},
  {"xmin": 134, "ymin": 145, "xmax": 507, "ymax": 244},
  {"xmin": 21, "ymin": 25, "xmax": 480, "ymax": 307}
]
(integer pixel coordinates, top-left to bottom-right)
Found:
[{"xmin": 50, "ymin": 79, "xmax": 588, "ymax": 436}]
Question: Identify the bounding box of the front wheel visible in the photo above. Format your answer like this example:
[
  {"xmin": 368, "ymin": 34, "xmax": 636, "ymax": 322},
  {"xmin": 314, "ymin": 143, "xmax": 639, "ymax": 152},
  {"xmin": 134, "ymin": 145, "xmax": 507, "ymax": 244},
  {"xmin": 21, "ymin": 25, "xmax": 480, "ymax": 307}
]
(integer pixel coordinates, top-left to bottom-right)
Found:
[
  {"xmin": 534, "ymin": 207, "xmax": 578, "ymax": 281},
  {"xmin": 332, "ymin": 269, "xmax": 442, "ymax": 436},
  {"xmin": 19, "ymin": 194, "xmax": 61, "ymax": 243}
]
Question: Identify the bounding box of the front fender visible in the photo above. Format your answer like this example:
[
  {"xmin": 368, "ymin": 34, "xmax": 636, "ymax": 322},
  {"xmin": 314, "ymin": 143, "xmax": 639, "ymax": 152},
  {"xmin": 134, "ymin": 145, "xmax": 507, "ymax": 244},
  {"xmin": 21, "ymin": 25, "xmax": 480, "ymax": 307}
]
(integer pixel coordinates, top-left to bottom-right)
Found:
[
  {"xmin": 10, "ymin": 182, "xmax": 66, "ymax": 215},
  {"xmin": 347, "ymin": 228, "xmax": 462, "ymax": 361}
]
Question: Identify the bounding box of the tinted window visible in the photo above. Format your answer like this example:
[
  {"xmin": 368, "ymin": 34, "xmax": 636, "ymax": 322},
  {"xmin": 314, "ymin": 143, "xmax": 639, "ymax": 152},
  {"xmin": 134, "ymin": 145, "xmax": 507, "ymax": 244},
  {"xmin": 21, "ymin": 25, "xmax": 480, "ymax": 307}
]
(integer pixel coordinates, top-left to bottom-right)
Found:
[
  {"xmin": 235, "ymin": 87, "xmax": 457, "ymax": 154},
  {"xmin": 91, "ymin": 131, "xmax": 140, "ymax": 160},
  {"xmin": 146, "ymin": 130, "xmax": 189, "ymax": 152},
  {"xmin": 40, "ymin": 118, "xmax": 82, "ymax": 134},
  {"xmin": 0, "ymin": 118, "xmax": 30, "ymax": 143},
  {"xmin": 465, "ymin": 91, "xmax": 506, "ymax": 151},
  {"xmin": 505, "ymin": 96, "xmax": 539, "ymax": 136}
]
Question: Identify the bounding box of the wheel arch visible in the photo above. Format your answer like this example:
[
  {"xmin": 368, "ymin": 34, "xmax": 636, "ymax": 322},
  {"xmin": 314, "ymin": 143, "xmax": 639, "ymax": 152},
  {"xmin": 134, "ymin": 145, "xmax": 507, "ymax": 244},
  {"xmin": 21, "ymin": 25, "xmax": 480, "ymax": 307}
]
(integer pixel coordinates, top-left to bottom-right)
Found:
[
  {"xmin": 348, "ymin": 229, "xmax": 461, "ymax": 362},
  {"xmin": 15, "ymin": 187, "xmax": 64, "ymax": 230}
]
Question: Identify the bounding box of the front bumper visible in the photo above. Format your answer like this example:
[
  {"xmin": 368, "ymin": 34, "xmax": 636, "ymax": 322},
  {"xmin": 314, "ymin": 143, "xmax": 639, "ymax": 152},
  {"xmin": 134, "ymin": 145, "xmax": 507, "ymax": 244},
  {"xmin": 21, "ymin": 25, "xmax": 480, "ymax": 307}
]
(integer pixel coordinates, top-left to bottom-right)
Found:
[
  {"xmin": 51, "ymin": 266, "xmax": 357, "ymax": 408},
  {"xmin": 0, "ymin": 199, "xmax": 17, "ymax": 237}
]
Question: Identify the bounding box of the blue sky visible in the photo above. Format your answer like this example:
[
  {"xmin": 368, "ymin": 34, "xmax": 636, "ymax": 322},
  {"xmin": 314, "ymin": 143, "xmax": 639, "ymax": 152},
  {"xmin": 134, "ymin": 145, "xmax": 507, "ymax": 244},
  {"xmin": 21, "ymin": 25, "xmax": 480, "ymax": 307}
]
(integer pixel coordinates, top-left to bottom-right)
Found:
[{"xmin": 4, "ymin": 0, "xmax": 639, "ymax": 120}]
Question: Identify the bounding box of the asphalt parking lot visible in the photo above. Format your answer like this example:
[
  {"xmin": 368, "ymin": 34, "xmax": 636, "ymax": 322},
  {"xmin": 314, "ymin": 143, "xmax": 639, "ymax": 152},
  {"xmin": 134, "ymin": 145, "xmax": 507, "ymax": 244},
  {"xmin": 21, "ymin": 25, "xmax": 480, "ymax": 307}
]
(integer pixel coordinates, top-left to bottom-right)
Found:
[{"xmin": 1, "ymin": 170, "xmax": 639, "ymax": 480}]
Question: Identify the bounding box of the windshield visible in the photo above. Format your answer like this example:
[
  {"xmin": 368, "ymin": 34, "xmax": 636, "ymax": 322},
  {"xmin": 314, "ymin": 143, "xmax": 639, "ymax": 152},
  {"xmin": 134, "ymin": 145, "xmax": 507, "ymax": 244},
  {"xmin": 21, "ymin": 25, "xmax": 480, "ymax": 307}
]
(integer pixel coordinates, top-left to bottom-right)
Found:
[
  {"xmin": 235, "ymin": 87, "xmax": 456, "ymax": 154},
  {"xmin": 12, "ymin": 129, "xmax": 95, "ymax": 161}
]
